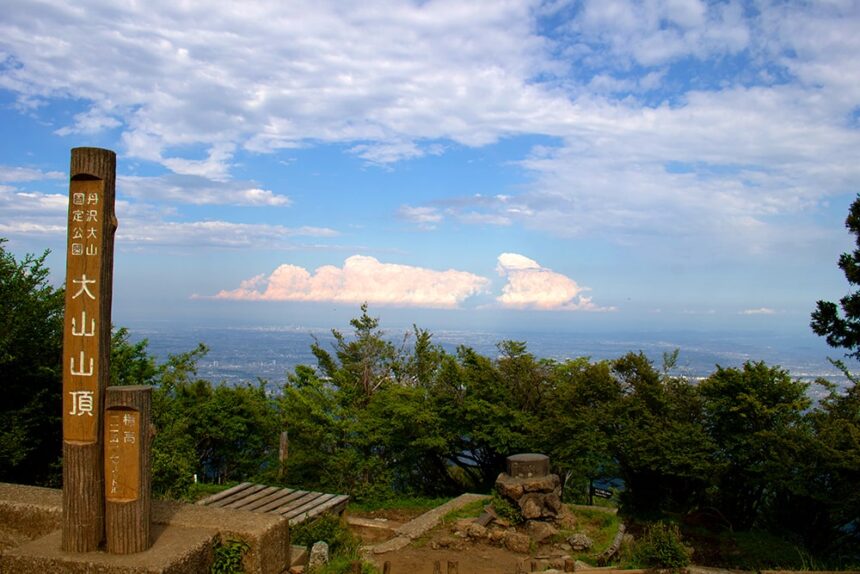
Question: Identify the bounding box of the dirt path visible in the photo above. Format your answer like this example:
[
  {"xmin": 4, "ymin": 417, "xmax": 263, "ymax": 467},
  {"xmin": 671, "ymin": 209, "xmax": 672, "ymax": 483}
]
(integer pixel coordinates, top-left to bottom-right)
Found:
[{"xmin": 368, "ymin": 543, "xmax": 524, "ymax": 574}]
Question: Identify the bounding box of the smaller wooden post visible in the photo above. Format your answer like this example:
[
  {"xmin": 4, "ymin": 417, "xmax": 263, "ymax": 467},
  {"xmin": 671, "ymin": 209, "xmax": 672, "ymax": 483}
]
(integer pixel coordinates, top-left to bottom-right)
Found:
[
  {"xmin": 382, "ymin": 561, "xmax": 391, "ymax": 574},
  {"xmin": 104, "ymin": 385, "xmax": 152, "ymax": 554},
  {"xmin": 447, "ymin": 560, "xmax": 459, "ymax": 574},
  {"xmin": 433, "ymin": 560, "xmax": 442, "ymax": 574}
]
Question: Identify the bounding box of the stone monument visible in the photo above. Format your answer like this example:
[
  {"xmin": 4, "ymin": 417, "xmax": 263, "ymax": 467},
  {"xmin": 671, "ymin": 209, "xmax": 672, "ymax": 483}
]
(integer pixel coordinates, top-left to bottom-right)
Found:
[{"xmin": 495, "ymin": 453, "xmax": 562, "ymax": 520}]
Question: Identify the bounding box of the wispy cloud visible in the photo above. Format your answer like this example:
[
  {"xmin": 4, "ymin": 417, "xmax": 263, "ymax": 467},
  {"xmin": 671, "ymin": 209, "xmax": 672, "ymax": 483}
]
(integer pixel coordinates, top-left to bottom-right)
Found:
[
  {"xmin": 740, "ymin": 307, "xmax": 776, "ymax": 315},
  {"xmin": 0, "ymin": 165, "xmax": 64, "ymax": 182},
  {"xmin": 397, "ymin": 205, "xmax": 443, "ymax": 230},
  {"xmin": 211, "ymin": 255, "xmax": 490, "ymax": 308},
  {"xmin": 119, "ymin": 174, "xmax": 291, "ymax": 207},
  {"xmin": 0, "ymin": 186, "xmax": 330, "ymax": 248}
]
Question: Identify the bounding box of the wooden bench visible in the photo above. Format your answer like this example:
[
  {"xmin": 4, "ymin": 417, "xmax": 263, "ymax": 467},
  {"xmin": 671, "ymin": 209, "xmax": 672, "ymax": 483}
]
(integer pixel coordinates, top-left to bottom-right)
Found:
[{"xmin": 196, "ymin": 482, "xmax": 349, "ymax": 525}]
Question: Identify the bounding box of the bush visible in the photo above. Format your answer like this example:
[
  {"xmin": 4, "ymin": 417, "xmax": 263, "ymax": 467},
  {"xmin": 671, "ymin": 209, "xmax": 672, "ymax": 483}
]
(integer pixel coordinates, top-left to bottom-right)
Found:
[
  {"xmin": 632, "ymin": 522, "xmax": 693, "ymax": 569},
  {"xmin": 291, "ymin": 514, "xmax": 359, "ymax": 556}
]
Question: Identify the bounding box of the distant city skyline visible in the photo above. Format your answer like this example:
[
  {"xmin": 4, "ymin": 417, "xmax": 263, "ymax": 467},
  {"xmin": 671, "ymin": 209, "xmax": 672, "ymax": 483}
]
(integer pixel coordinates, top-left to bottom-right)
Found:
[{"xmin": 2, "ymin": 1, "xmax": 859, "ymax": 336}]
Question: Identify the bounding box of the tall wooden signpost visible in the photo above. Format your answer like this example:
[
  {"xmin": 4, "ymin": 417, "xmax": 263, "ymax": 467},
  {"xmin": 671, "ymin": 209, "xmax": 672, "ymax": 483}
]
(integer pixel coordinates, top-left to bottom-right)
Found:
[{"xmin": 61, "ymin": 147, "xmax": 117, "ymax": 552}]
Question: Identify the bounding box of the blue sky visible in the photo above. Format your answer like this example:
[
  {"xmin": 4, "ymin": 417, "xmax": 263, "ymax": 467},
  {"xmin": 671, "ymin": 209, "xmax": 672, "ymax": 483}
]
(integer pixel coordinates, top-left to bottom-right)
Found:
[{"xmin": 2, "ymin": 0, "xmax": 860, "ymax": 335}]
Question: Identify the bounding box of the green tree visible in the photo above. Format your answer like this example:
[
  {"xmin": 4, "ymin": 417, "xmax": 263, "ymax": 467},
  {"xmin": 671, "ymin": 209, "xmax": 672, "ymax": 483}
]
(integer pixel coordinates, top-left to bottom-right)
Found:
[
  {"xmin": 312, "ymin": 303, "xmax": 399, "ymax": 404},
  {"xmin": 609, "ymin": 352, "xmax": 714, "ymax": 515},
  {"xmin": 542, "ymin": 358, "xmax": 619, "ymax": 504},
  {"xmin": 699, "ymin": 362, "xmax": 811, "ymax": 529},
  {"xmin": 0, "ymin": 240, "xmax": 64, "ymax": 485},
  {"xmin": 811, "ymin": 194, "xmax": 860, "ymax": 359}
]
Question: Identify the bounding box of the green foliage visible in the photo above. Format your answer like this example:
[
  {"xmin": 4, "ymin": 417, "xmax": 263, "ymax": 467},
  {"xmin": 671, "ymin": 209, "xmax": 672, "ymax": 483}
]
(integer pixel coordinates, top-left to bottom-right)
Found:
[
  {"xmin": 290, "ymin": 514, "xmax": 359, "ymax": 556},
  {"xmin": 110, "ymin": 334, "xmax": 281, "ymax": 498},
  {"xmin": 631, "ymin": 522, "xmax": 693, "ymax": 569},
  {"xmin": 610, "ymin": 352, "xmax": 715, "ymax": 515},
  {"xmin": 490, "ymin": 493, "xmax": 523, "ymax": 525},
  {"xmin": 350, "ymin": 495, "xmax": 450, "ymax": 514},
  {"xmin": 722, "ymin": 530, "xmax": 810, "ymax": 571},
  {"xmin": 441, "ymin": 497, "xmax": 487, "ymax": 523},
  {"xmin": 812, "ymin": 193, "xmax": 860, "ymax": 360},
  {"xmin": 0, "ymin": 240, "xmax": 64, "ymax": 486},
  {"xmin": 211, "ymin": 538, "xmax": 249, "ymax": 574},
  {"xmin": 699, "ymin": 361, "xmax": 811, "ymax": 528}
]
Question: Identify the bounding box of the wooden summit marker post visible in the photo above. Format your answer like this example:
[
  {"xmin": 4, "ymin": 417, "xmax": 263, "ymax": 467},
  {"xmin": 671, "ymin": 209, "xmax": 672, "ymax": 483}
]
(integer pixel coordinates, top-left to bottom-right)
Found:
[
  {"xmin": 61, "ymin": 147, "xmax": 117, "ymax": 552},
  {"xmin": 105, "ymin": 386, "xmax": 152, "ymax": 553}
]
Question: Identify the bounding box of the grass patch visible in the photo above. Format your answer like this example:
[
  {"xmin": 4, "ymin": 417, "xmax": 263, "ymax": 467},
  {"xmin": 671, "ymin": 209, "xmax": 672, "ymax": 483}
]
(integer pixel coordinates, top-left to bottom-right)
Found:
[
  {"xmin": 314, "ymin": 555, "xmax": 379, "ymax": 574},
  {"xmin": 441, "ymin": 498, "xmax": 488, "ymax": 523},
  {"xmin": 185, "ymin": 482, "xmax": 239, "ymax": 502},
  {"xmin": 719, "ymin": 530, "xmax": 808, "ymax": 571},
  {"xmin": 348, "ymin": 495, "xmax": 450, "ymax": 514},
  {"xmin": 554, "ymin": 506, "xmax": 622, "ymax": 566}
]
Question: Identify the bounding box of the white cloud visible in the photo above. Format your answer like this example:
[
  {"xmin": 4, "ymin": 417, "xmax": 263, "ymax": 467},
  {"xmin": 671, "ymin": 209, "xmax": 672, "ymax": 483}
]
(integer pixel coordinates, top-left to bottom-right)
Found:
[
  {"xmin": 0, "ymin": 165, "xmax": 64, "ymax": 182},
  {"xmin": 572, "ymin": 0, "xmax": 750, "ymax": 67},
  {"xmin": 495, "ymin": 253, "xmax": 612, "ymax": 311},
  {"xmin": 740, "ymin": 307, "xmax": 776, "ymax": 315},
  {"xmin": 117, "ymin": 220, "xmax": 337, "ymax": 248},
  {"xmin": 398, "ymin": 205, "xmax": 443, "ymax": 230},
  {"xmin": 212, "ymin": 255, "xmax": 490, "ymax": 308},
  {"xmin": 418, "ymin": 82, "xmax": 860, "ymax": 258},
  {"xmin": 496, "ymin": 252, "xmax": 540, "ymax": 272},
  {"xmin": 0, "ymin": 187, "xmax": 327, "ymax": 248},
  {"xmin": 0, "ymin": 0, "xmax": 559, "ymax": 174},
  {"xmin": 0, "ymin": 187, "xmax": 68, "ymax": 237},
  {"xmin": 119, "ymin": 174, "xmax": 291, "ymax": 207}
]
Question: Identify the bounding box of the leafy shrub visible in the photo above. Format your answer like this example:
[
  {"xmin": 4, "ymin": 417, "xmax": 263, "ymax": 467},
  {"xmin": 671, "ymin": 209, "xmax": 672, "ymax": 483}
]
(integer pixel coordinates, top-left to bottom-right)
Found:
[
  {"xmin": 490, "ymin": 493, "xmax": 523, "ymax": 525},
  {"xmin": 632, "ymin": 522, "xmax": 693, "ymax": 569},
  {"xmin": 211, "ymin": 538, "xmax": 249, "ymax": 574},
  {"xmin": 291, "ymin": 513, "xmax": 359, "ymax": 556}
]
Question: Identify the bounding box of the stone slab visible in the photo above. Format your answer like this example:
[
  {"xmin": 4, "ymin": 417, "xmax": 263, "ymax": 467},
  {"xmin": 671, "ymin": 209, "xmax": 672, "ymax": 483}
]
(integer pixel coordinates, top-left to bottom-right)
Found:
[
  {"xmin": 0, "ymin": 483, "xmax": 290, "ymax": 574},
  {"xmin": 0, "ymin": 483, "xmax": 63, "ymax": 540},
  {"xmin": 1, "ymin": 524, "xmax": 215, "ymax": 574},
  {"xmin": 153, "ymin": 500, "xmax": 290, "ymax": 574}
]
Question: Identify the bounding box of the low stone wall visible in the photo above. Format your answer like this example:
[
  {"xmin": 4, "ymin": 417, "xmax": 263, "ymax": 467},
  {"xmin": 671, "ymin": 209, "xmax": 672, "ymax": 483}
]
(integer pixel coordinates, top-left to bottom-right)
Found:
[{"xmin": 0, "ymin": 482, "xmax": 290, "ymax": 574}]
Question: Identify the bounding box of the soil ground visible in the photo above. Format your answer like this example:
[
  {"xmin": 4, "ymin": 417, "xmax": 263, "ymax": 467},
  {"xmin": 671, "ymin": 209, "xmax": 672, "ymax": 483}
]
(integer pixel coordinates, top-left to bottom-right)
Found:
[{"xmin": 349, "ymin": 506, "xmax": 587, "ymax": 574}]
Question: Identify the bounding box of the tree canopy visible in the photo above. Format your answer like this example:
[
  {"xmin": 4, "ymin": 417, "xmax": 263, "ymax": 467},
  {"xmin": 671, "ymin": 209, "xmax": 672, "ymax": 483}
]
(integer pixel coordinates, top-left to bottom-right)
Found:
[
  {"xmin": 811, "ymin": 194, "xmax": 860, "ymax": 359},
  {"xmin": 0, "ymin": 240, "xmax": 64, "ymax": 485}
]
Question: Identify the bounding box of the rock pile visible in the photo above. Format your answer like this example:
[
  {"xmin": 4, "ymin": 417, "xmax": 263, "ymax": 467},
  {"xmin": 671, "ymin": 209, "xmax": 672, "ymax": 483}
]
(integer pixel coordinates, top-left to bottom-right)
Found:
[
  {"xmin": 448, "ymin": 452, "xmax": 599, "ymax": 570},
  {"xmin": 495, "ymin": 453, "xmax": 563, "ymax": 521}
]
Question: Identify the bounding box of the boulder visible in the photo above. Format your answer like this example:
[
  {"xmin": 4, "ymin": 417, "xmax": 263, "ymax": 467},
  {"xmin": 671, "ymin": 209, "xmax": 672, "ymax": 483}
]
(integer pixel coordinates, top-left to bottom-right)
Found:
[
  {"xmin": 503, "ymin": 531, "xmax": 532, "ymax": 554},
  {"xmin": 526, "ymin": 520, "xmax": 558, "ymax": 543},
  {"xmin": 465, "ymin": 522, "xmax": 488, "ymax": 539},
  {"xmin": 521, "ymin": 474, "xmax": 561, "ymax": 493},
  {"xmin": 488, "ymin": 528, "xmax": 507, "ymax": 545},
  {"xmin": 567, "ymin": 533, "xmax": 593, "ymax": 551},
  {"xmin": 308, "ymin": 541, "xmax": 329, "ymax": 571},
  {"xmin": 494, "ymin": 473, "xmax": 525, "ymax": 500},
  {"xmin": 519, "ymin": 493, "xmax": 544, "ymax": 520}
]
